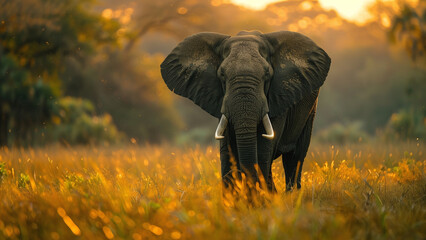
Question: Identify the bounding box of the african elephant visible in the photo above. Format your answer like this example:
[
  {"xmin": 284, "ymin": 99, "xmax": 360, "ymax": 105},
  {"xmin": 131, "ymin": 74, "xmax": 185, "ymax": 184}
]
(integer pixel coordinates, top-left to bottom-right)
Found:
[{"xmin": 161, "ymin": 30, "xmax": 330, "ymax": 193}]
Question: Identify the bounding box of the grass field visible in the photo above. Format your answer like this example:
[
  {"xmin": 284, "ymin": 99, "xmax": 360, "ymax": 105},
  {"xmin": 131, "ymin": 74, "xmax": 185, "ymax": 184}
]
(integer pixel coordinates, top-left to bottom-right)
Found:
[{"xmin": 0, "ymin": 142, "xmax": 425, "ymax": 239}]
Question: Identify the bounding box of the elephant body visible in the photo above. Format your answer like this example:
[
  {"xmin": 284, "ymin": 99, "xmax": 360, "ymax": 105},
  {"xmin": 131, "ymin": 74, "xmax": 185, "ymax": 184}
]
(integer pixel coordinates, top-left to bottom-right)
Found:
[
  {"xmin": 161, "ymin": 31, "xmax": 330, "ymax": 193},
  {"xmin": 220, "ymin": 89, "xmax": 318, "ymax": 191}
]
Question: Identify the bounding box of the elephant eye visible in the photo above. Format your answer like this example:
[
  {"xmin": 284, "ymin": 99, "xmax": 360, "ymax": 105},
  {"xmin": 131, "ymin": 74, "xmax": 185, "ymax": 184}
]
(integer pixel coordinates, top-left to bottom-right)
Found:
[
  {"xmin": 259, "ymin": 45, "xmax": 268, "ymax": 58},
  {"xmin": 222, "ymin": 45, "xmax": 230, "ymax": 57},
  {"xmin": 218, "ymin": 66, "xmax": 226, "ymax": 79}
]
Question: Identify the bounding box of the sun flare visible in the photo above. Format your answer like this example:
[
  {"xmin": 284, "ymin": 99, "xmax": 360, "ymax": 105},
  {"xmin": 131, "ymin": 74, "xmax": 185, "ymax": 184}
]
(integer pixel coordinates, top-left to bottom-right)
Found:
[{"xmin": 229, "ymin": 0, "xmax": 396, "ymax": 23}]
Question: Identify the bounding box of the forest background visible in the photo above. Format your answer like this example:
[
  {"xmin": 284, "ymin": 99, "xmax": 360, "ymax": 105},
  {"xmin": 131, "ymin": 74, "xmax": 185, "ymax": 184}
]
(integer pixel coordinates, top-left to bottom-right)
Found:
[{"xmin": 1, "ymin": 0, "xmax": 425, "ymax": 147}]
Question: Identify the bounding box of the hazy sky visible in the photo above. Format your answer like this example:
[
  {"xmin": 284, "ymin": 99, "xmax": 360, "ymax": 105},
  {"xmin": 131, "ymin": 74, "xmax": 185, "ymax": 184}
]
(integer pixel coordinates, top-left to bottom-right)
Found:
[{"xmin": 230, "ymin": 0, "xmax": 378, "ymax": 23}]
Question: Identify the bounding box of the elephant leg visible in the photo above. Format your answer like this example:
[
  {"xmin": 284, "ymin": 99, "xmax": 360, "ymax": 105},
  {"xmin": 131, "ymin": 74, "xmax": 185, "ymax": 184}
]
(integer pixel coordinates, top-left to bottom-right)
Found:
[
  {"xmin": 282, "ymin": 112, "xmax": 315, "ymax": 191},
  {"xmin": 257, "ymin": 121, "xmax": 282, "ymax": 193},
  {"xmin": 267, "ymin": 165, "xmax": 277, "ymax": 193},
  {"xmin": 282, "ymin": 150, "xmax": 303, "ymax": 191}
]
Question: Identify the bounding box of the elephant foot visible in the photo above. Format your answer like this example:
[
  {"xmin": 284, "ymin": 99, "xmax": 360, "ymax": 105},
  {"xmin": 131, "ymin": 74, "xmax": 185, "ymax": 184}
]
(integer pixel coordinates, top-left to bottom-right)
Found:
[{"xmin": 285, "ymin": 183, "xmax": 302, "ymax": 193}]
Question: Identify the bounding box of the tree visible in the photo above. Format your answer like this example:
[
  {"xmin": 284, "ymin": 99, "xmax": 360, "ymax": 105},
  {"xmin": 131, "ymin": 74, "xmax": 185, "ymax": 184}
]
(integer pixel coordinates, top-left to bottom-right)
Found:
[
  {"xmin": 388, "ymin": 0, "xmax": 426, "ymax": 62},
  {"xmin": 99, "ymin": 0, "xmax": 217, "ymax": 52},
  {"xmin": 0, "ymin": 54, "xmax": 55, "ymax": 146},
  {"xmin": 0, "ymin": 0, "xmax": 119, "ymax": 83},
  {"xmin": 0, "ymin": 0, "xmax": 119, "ymax": 147},
  {"xmin": 381, "ymin": 0, "xmax": 426, "ymax": 141},
  {"xmin": 387, "ymin": 1, "xmax": 426, "ymax": 107},
  {"xmin": 62, "ymin": 52, "xmax": 183, "ymax": 143}
]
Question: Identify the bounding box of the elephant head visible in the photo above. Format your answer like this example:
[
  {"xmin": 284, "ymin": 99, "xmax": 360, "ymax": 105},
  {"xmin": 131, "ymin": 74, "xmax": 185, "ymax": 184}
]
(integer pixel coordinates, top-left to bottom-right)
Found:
[{"xmin": 161, "ymin": 31, "xmax": 330, "ymax": 184}]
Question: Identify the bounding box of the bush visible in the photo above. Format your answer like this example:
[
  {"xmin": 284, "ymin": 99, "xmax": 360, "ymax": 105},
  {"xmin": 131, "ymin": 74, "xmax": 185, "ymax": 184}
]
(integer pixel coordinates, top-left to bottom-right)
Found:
[
  {"xmin": 315, "ymin": 121, "xmax": 370, "ymax": 144},
  {"xmin": 48, "ymin": 97, "xmax": 123, "ymax": 145},
  {"xmin": 175, "ymin": 127, "xmax": 215, "ymax": 146},
  {"xmin": 381, "ymin": 108, "xmax": 426, "ymax": 141}
]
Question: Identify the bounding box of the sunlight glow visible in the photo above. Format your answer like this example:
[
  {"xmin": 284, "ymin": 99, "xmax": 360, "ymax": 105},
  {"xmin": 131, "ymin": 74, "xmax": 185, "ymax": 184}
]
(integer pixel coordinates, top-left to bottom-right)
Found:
[
  {"xmin": 229, "ymin": 0, "xmax": 378, "ymax": 23},
  {"xmin": 319, "ymin": 0, "xmax": 373, "ymax": 22},
  {"xmin": 230, "ymin": 0, "xmax": 280, "ymax": 10}
]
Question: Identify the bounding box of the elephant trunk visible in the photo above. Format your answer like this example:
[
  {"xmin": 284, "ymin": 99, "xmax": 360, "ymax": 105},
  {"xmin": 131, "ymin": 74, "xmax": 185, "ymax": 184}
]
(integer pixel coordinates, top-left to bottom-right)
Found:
[
  {"xmin": 226, "ymin": 88, "xmax": 263, "ymax": 186},
  {"xmin": 235, "ymin": 131, "xmax": 259, "ymax": 184}
]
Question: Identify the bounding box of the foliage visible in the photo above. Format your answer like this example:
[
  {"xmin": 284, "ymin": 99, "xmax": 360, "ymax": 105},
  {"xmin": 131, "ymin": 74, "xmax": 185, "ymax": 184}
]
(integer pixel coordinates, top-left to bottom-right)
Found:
[
  {"xmin": 381, "ymin": 108, "xmax": 426, "ymax": 141},
  {"xmin": 315, "ymin": 46, "xmax": 426, "ymax": 134},
  {"xmin": 0, "ymin": 162, "xmax": 7, "ymax": 183},
  {"xmin": 17, "ymin": 173, "xmax": 30, "ymax": 189},
  {"xmin": 176, "ymin": 127, "xmax": 214, "ymax": 146},
  {"xmin": 0, "ymin": 0, "xmax": 183, "ymax": 145},
  {"xmin": 62, "ymin": 51, "xmax": 183, "ymax": 143},
  {"xmin": 0, "ymin": 54, "xmax": 56, "ymax": 147},
  {"xmin": 0, "ymin": 0, "xmax": 120, "ymax": 147},
  {"xmin": 315, "ymin": 121, "xmax": 370, "ymax": 144},
  {"xmin": 388, "ymin": 0, "xmax": 426, "ymax": 62},
  {"xmin": 100, "ymin": 0, "xmax": 259, "ymax": 51},
  {"xmin": 47, "ymin": 97, "xmax": 123, "ymax": 145},
  {"xmin": 0, "ymin": 0, "xmax": 119, "ymax": 78},
  {"xmin": 0, "ymin": 143, "xmax": 424, "ymax": 239}
]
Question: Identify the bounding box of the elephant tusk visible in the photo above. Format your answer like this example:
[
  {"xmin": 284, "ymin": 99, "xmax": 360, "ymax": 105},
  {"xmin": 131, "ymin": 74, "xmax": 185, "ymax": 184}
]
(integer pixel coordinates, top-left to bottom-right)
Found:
[
  {"xmin": 215, "ymin": 115, "xmax": 228, "ymax": 140},
  {"xmin": 262, "ymin": 114, "xmax": 274, "ymax": 140}
]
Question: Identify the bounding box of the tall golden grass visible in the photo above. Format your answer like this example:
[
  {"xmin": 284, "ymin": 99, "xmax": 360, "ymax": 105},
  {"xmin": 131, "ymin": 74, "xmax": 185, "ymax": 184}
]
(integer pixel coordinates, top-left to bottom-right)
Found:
[{"xmin": 0, "ymin": 142, "xmax": 424, "ymax": 239}]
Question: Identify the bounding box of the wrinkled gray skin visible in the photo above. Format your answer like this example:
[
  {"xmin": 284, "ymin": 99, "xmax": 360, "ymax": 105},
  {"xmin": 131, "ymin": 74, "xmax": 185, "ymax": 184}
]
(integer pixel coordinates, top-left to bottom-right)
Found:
[{"xmin": 161, "ymin": 31, "xmax": 330, "ymax": 193}]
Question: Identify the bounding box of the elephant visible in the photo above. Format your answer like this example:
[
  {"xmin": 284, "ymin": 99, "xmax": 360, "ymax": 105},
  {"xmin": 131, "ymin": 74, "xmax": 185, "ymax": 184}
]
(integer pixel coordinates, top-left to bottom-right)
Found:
[{"xmin": 160, "ymin": 30, "xmax": 330, "ymax": 194}]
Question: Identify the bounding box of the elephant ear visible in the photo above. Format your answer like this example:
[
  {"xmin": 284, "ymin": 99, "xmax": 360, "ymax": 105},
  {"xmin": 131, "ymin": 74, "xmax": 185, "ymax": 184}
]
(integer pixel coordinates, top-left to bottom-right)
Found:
[
  {"xmin": 262, "ymin": 31, "xmax": 331, "ymax": 117},
  {"xmin": 161, "ymin": 32, "xmax": 230, "ymax": 118}
]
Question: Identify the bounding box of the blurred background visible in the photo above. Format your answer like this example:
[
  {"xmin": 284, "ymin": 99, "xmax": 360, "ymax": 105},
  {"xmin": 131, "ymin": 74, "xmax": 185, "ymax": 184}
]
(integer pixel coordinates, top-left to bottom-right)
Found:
[{"xmin": 0, "ymin": 0, "xmax": 425, "ymax": 147}]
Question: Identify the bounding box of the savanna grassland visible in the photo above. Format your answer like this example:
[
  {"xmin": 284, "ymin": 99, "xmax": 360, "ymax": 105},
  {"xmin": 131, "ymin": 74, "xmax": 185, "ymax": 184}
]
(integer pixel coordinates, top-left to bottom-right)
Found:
[{"xmin": 0, "ymin": 142, "xmax": 425, "ymax": 240}]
